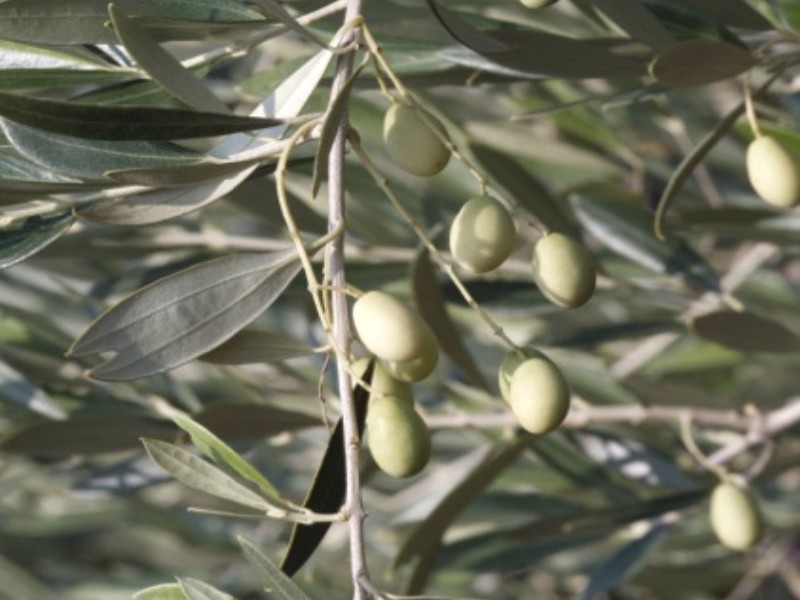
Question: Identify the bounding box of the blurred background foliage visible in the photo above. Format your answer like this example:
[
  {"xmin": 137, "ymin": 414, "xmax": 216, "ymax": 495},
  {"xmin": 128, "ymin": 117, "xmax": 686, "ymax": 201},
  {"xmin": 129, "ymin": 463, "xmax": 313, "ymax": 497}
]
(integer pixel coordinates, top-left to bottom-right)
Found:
[{"xmin": 0, "ymin": 0, "xmax": 799, "ymax": 598}]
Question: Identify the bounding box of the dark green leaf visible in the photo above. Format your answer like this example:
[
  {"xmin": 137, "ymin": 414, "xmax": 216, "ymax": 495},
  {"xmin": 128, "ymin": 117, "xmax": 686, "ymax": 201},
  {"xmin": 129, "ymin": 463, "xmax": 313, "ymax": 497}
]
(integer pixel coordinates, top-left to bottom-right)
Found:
[
  {"xmin": 571, "ymin": 193, "xmax": 721, "ymax": 292},
  {"xmin": 239, "ymin": 537, "xmax": 313, "ymax": 600},
  {"xmin": 649, "ymin": 39, "xmax": 756, "ymax": 87},
  {"xmin": 590, "ymin": 0, "xmax": 675, "ymax": 50},
  {"xmin": 198, "ymin": 330, "xmax": 312, "ymax": 364},
  {"xmin": 1, "ymin": 118, "xmax": 204, "ymax": 180},
  {"xmin": 663, "ymin": 0, "xmax": 772, "ymax": 30},
  {"xmin": 0, "ymin": 90, "xmax": 281, "ymax": 140},
  {"xmin": 105, "ymin": 158, "xmax": 263, "ymax": 187},
  {"xmin": 580, "ymin": 524, "xmax": 670, "ymax": 600},
  {"xmin": 280, "ymin": 361, "xmax": 373, "ymax": 576},
  {"xmin": 68, "ymin": 250, "xmax": 302, "ymax": 380},
  {"xmin": 0, "ymin": 212, "xmax": 73, "ymax": 269},
  {"xmin": 424, "ymin": 0, "xmax": 511, "ymax": 53},
  {"xmin": 691, "ymin": 310, "xmax": 800, "ymax": 352},
  {"xmin": 412, "ymin": 249, "xmax": 489, "ymax": 392}
]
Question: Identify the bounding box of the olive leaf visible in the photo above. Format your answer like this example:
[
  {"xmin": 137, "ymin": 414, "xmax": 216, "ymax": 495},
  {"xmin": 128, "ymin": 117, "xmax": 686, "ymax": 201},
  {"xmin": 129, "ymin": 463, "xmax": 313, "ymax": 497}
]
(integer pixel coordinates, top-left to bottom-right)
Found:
[{"xmin": 68, "ymin": 250, "xmax": 302, "ymax": 380}]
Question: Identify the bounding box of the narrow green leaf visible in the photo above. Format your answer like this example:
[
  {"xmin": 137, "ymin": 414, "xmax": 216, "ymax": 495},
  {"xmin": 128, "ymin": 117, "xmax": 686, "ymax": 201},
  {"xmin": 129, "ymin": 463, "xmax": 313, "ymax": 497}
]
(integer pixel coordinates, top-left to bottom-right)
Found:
[
  {"xmin": 280, "ymin": 361, "xmax": 373, "ymax": 576},
  {"xmin": 0, "ymin": 0, "xmax": 266, "ymax": 45},
  {"xmin": 1, "ymin": 118, "xmax": 204, "ymax": 180},
  {"xmin": 142, "ymin": 438, "xmax": 271, "ymax": 511},
  {"xmin": 178, "ymin": 578, "xmax": 235, "ymax": 600},
  {"xmin": 311, "ymin": 61, "xmax": 367, "ymax": 198},
  {"xmin": 250, "ymin": 0, "xmax": 331, "ymax": 50},
  {"xmin": 133, "ymin": 583, "xmax": 188, "ymax": 600},
  {"xmin": 467, "ymin": 143, "xmax": 579, "ymax": 236},
  {"xmin": 0, "ymin": 359, "xmax": 67, "ymax": 419},
  {"xmin": 412, "ymin": 249, "xmax": 490, "ymax": 392},
  {"xmin": 691, "ymin": 310, "xmax": 800, "ymax": 352},
  {"xmin": 198, "ymin": 330, "xmax": 312, "ymax": 364},
  {"xmin": 239, "ymin": 537, "xmax": 313, "ymax": 600},
  {"xmin": 579, "ymin": 524, "xmax": 670, "ymax": 600},
  {"xmin": 105, "ymin": 158, "xmax": 263, "ymax": 187},
  {"xmin": 397, "ymin": 439, "xmax": 530, "ymax": 594},
  {"xmin": 572, "ymin": 193, "xmax": 721, "ymax": 292},
  {"xmin": 0, "ymin": 212, "xmax": 73, "ymax": 269},
  {"xmin": 0, "ymin": 90, "xmax": 281, "ymax": 140},
  {"xmin": 0, "ymin": 553, "xmax": 58, "ymax": 600},
  {"xmin": 68, "ymin": 250, "xmax": 302, "ymax": 380},
  {"xmin": 590, "ymin": 0, "xmax": 675, "ymax": 50},
  {"xmin": 665, "ymin": 0, "xmax": 772, "ymax": 30},
  {"xmin": 424, "ymin": 0, "xmax": 511, "ymax": 53},
  {"xmin": 649, "ymin": 39, "xmax": 756, "ymax": 87},
  {"xmin": 169, "ymin": 410, "xmax": 290, "ymax": 506},
  {"xmin": 110, "ymin": 3, "xmax": 230, "ymax": 114}
]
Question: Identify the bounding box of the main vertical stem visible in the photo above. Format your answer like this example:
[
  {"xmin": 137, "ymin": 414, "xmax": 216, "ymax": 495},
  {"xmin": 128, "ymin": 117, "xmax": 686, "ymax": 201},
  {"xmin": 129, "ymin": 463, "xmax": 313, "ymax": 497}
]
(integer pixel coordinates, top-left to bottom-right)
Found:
[{"xmin": 326, "ymin": 1, "xmax": 367, "ymax": 598}]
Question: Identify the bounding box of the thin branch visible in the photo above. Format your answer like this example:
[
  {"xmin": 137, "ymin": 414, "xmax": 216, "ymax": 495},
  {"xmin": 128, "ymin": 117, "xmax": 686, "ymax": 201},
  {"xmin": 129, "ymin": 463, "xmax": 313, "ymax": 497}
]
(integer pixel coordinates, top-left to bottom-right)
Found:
[{"xmin": 326, "ymin": 1, "xmax": 368, "ymax": 599}]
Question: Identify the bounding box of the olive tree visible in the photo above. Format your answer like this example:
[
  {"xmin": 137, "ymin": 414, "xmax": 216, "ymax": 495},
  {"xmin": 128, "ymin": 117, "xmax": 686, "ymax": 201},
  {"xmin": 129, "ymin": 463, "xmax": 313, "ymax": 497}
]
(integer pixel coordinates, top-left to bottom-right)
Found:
[{"xmin": 0, "ymin": 1, "xmax": 799, "ymax": 599}]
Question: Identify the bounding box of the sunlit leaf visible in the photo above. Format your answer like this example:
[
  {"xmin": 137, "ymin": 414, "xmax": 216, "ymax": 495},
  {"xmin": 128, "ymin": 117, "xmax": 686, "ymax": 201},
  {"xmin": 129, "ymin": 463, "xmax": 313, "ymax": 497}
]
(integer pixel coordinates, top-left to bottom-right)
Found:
[
  {"xmin": 178, "ymin": 578, "xmax": 236, "ymax": 600},
  {"xmin": 68, "ymin": 250, "xmax": 302, "ymax": 380},
  {"xmin": 142, "ymin": 438, "xmax": 272, "ymax": 511},
  {"xmin": 133, "ymin": 583, "xmax": 187, "ymax": 600},
  {"xmin": 110, "ymin": 4, "xmax": 230, "ymax": 114}
]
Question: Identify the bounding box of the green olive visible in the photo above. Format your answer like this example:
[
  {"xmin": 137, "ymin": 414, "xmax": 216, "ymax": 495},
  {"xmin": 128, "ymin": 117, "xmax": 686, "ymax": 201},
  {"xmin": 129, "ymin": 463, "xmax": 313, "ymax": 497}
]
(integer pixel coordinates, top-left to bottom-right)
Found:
[
  {"xmin": 383, "ymin": 336, "xmax": 439, "ymax": 382},
  {"xmin": 710, "ymin": 481, "xmax": 763, "ymax": 551},
  {"xmin": 366, "ymin": 395, "xmax": 431, "ymax": 478},
  {"xmin": 383, "ymin": 103, "xmax": 450, "ymax": 177},
  {"xmin": 532, "ymin": 232, "xmax": 596, "ymax": 308},
  {"xmin": 746, "ymin": 135, "xmax": 800, "ymax": 208},
  {"xmin": 353, "ymin": 291, "xmax": 436, "ymax": 363},
  {"xmin": 352, "ymin": 358, "xmax": 413, "ymax": 403},
  {"xmin": 519, "ymin": 0, "xmax": 559, "ymax": 7},
  {"xmin": 508, "ymin": 355, "xmax": 570, "ymax": 435},
  {"xmin": 497, "ymin": 347, "xmax": 545, "ymax": 403},
  {"xmin": 449, "ymin": 196, "xmax": 517, "ymax": 273}
]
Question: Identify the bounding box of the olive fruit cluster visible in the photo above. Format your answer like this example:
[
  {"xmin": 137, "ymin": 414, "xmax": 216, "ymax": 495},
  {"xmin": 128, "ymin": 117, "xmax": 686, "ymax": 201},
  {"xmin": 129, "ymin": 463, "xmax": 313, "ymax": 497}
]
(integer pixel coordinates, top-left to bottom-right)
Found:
[
  {"xmin": 353, "ymin": 359, "xmax": 431, "ymax": 478},
  {"xmin": 352, "ymin": 292, "xmax": 436, "ymax": 478},
  {"xmin": 383, "ymin": 103, "xmax": 450, "ymax": 177},
  {"xmin": 498, "ymin": 347, "xmax": 570, "ymax": 435},
  {"xmin": 709, "ymin": 481, "xmax": 763, "ymax": 551},
  {"xmin": 746, "ymin": 135, "xmax": 800, "ymax": 208}
]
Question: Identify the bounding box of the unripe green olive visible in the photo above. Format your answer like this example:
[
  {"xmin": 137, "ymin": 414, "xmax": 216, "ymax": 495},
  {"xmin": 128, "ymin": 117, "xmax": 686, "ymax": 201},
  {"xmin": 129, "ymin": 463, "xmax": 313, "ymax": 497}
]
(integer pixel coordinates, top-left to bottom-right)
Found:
[
  {"xmin": 710, "ymin": 481, "xmax": 763, "ymax": 551},
  {"xmin": 366, "ymin": 395, "xmax": 431, "ymax": 478},
  {"xmin": 352, "ymin": 357, "xmax": 413, "ymax": 403},
  {"xmin": 498, "ymin": 347, "xmax": 545, "ymax": 403},
  {"xmin": 508, "ymin": 356, "xmax": 570, "ymax": 435},
  {"xmin": 532, "ymin": 232, "xmax": 596, "ymax": 308},
  {"xmin": 449, "ymin": 196, "xmax": 517, "ymax": 273},
  {"xmin": 353, "ymin": 291, "xmax": 436, "ymax": 363},
  {"xmin": 383, "ymin": 103, "xmax": 450, "ymax": 177},
  {"xmin": 746, "ymin": 135, "xmax": 800, "ymax": 208},
  {"xmin": 383, "ymin": 337, "xmax": 438, "ymax": 382},
  {"xmin": 519, "ymin": 0, "xmax": 559, "ymax": 7}
]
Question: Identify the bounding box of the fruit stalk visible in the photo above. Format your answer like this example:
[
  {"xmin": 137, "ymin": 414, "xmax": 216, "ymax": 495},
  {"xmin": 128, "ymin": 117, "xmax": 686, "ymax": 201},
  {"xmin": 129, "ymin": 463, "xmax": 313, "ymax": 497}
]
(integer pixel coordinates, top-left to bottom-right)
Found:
[{"xmin": 325, "ymin": 1, "xmax": 369, "ymax": 597}]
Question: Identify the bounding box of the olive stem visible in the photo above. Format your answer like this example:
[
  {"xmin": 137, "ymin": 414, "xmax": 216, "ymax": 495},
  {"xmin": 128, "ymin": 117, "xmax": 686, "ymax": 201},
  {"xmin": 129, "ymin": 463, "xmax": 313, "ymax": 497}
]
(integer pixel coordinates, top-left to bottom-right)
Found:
[
  {"xmin": 325, "ymin": 2, "xmax": 371, "ymax": 598},
  {"xmin": 349, "ymin": 133, "xmax": 521, "ymax": 353},
  {"xmin": 743, "ymin": 74, "xmax": 762, "ymax": 138}
]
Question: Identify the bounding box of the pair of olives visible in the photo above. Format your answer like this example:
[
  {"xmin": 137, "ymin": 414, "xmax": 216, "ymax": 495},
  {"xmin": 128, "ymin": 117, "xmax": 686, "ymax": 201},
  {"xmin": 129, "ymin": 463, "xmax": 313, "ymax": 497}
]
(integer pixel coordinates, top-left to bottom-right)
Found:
[{"xmin": 352, "ymin": 293, "xmax": 436, "ymax": 478}]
